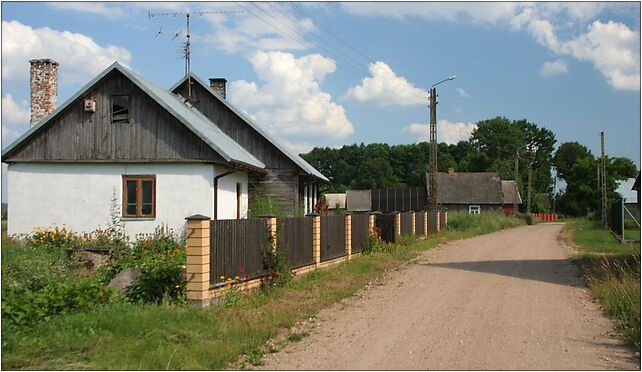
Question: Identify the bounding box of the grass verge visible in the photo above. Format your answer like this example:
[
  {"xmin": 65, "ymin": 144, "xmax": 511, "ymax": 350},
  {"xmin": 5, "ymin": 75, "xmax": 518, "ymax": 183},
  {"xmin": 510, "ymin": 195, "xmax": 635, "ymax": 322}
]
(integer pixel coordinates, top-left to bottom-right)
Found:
[
  {"xmin": 565, "ymin": 219, "xmax": 640, "ymax": 350},
  {"xmin": 2, "ymin": 213, "xmax": 521, "ymax": 370}
]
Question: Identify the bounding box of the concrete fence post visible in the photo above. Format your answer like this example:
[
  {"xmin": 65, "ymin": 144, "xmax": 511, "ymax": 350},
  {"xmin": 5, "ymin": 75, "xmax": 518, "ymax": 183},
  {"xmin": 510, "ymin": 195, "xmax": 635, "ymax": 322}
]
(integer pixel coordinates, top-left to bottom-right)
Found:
[
  {"xmin": 424, "ymin": 211, "xmax": 428, "ymax": 236},
  {"xmin": 411, "ymin": 211, "xmax": 416, "ymax": 235},
  {"xmin": 436, "ymin": 210, "xmax": 441, "ymax": 232},
  {"xmin": 309, "ymin": 213, "xmax": 321, "ymax": 268},
  {"xmin": 345, "ymin": 213, "xmax": 352, "ymax": 259},
  {"xmin": 444, "ymin": 211, "xmax": 448, "ymax": 228},
  {"xmin": 185, "ymin": 214, "xmax": 211, "ymax": 308},
  {"xmin": 394, "ymin": 211, "xmax": 401, "ymax": 238}
]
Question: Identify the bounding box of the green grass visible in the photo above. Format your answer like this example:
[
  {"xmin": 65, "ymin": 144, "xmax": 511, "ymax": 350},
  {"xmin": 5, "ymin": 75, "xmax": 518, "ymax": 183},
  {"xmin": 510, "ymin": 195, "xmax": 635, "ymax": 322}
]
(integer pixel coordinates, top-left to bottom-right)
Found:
[
  {"xmin": 2, "ymin": 214, "xmax": 521, "ymax": 370},
  {"xmin": 567, "ymin": 219, "xmax": 640, "ymax": 350}
]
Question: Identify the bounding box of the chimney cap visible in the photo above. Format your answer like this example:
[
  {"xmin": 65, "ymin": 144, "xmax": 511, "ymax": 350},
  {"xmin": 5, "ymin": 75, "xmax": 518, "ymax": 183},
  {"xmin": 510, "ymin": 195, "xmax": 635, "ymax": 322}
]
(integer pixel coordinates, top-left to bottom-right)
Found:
[
  {"xmin": 29, "ymin": 58, "xmax": 59, "ymax": 66},
  {"xmin": 209, "ymin": 78, "xmax": 227, "ymax": 84}
]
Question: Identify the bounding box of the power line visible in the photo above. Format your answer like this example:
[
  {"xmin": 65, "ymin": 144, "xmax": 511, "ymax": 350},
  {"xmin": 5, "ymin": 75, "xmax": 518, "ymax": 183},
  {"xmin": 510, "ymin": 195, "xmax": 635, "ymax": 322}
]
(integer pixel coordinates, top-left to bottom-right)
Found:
[{"xmin": 244, "ymin": 2, "xmax": 429, "ymax": 106}]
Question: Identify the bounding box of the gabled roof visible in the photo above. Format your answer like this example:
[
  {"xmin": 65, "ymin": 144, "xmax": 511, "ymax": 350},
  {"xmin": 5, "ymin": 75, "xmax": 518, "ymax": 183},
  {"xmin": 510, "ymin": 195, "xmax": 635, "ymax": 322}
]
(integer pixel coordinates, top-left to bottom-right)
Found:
[
  {"xmin": 501, "ymin": 180, "xmax": 522, "ymax": 204},
  {"xmin": 427, "ymin": 172, "xmax": 504, "ymax": 205},
  {"xmin": 170, "ymin": 74, "xmax": 329, "ymax": 182},
  {"xmin": 2, "ymin": 62, "xmax": 265, "ymax": 171}
]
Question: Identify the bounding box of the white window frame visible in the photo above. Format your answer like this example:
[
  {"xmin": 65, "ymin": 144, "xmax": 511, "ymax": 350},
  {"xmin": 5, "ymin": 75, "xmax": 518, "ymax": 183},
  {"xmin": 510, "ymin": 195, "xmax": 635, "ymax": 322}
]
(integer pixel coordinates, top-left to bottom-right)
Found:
[{"xmin": 469, "ymin": 205, "xmax": 481, "ymax": 214}]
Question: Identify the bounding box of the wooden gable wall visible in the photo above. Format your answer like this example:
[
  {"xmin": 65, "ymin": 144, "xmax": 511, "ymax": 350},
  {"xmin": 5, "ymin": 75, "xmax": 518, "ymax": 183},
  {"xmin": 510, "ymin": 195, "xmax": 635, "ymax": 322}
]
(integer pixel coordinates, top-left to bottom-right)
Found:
[
  {"xmin": 172, "ymin": 80, "xmax": 294, "ymax": 169},
  {"xmin": 5, "ymin": 70, "xmax": 224, "ymax": 163}
]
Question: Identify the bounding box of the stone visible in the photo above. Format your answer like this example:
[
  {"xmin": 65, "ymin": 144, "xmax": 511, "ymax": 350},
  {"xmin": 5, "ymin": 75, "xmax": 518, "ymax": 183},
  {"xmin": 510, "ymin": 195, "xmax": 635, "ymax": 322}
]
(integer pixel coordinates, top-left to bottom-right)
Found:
[
  {"xmin": 108, "ymin": 268, "xmax": 142, "ymax": 293},
  {"xmin": 76, "ymin": 250, "xmax": 110, "ymax": 269}
]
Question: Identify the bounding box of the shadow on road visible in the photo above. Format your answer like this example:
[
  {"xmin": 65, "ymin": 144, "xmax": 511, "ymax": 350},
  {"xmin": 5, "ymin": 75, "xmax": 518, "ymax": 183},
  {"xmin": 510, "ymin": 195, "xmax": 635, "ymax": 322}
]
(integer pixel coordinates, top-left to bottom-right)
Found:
[{"xmin": 420, "ymin": 259, "xmax": 584, "ymax": 287}]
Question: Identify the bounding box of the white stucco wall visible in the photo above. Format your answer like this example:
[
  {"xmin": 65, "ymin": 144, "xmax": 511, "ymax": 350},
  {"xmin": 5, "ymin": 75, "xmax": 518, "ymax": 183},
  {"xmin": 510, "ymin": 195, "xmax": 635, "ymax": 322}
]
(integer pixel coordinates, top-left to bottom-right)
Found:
[{"xmin": 7, "ymin": 163, "xmax": 248, "ymax": 239}]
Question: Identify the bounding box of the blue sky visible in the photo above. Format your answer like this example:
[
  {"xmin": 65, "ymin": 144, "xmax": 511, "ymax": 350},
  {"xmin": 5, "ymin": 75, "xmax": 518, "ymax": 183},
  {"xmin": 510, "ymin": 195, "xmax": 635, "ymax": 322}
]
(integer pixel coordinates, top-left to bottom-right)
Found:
[{"xmin": 1, "ymin": 2, "xmax": 640, "ymax": 201}]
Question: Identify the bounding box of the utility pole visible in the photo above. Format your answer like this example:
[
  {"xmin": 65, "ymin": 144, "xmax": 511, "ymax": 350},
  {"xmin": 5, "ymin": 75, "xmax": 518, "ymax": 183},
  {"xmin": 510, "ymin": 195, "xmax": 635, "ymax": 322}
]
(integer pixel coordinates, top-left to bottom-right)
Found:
[
  {"xmin": 514, "ymin": 149, "xmax": 519, "ymax": 214},
  {"xmin": 429, "ymin": 87, "xmax": 438, "ymax": 211},
  {"xmin": 600, "ymin": 131, "xmax": 607, "ymax": 228},
  {"xmin": 527, "ymin": 163, "xmax": 532, "ymax": 214}
]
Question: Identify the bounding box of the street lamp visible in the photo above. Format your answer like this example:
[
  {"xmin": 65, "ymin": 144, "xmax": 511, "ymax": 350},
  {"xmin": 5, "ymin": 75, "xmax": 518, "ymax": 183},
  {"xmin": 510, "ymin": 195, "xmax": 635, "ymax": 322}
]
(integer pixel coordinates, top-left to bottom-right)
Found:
[{"xmin": 428, "ymin": 75, "xmax": 456, "ymax": 211}]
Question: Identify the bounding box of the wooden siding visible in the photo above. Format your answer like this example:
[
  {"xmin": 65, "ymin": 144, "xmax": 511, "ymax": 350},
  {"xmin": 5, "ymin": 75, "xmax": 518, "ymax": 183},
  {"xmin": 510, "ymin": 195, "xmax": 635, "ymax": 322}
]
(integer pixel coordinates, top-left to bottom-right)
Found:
[
  {"xmin": 173, "ymin": 81, "xmax": 294, "ymax": 169},
  {"xmin": 5, "ymin": 70, "xmax": 225, "ymax": 163}
]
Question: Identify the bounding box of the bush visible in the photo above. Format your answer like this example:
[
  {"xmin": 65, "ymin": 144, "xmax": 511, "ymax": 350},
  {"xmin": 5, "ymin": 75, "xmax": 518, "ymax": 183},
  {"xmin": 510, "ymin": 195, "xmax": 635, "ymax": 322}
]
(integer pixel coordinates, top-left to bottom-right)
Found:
[
  {"xmin": 249, "ymin": 194, "xmax": 285, "ymax": 218},
  {"xmin": 446, "ymin": 212, "xmax": 522, "ymax": 234}
]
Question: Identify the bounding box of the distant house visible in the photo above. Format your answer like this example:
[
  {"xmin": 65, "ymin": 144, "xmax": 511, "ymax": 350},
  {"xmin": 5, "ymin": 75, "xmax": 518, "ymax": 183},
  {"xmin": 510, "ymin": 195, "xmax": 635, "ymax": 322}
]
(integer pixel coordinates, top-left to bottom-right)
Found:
[
  {"xmin": 426, "ymin": 171, "xmax": 521, "ymax": 214},
  {"xmin": 2, "ymin": 60, "xmax": 327, "ymax": 238},
  {"xmin": 501, "ymin": 180, "xmax": 522, "ymax": 214}
]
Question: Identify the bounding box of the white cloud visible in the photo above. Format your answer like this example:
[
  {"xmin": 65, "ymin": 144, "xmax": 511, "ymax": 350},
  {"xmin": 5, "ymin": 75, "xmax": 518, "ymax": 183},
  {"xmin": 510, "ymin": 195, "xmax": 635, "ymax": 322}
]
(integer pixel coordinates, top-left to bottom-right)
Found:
[
  {"xmin": 404, "ymin": 120, "xmax": 477, "ymax": 144},
  {"xmin": 204, "ymin": 4, "xmax": 314, "ymax": 54},
  {"xmin": 2, "ymin": 94, "xmax": 29, "ymax": 125},
  {"xmin": 344, "ymin": 61, "xmax": 427, "ymax": 106},
  {"xmin": 228, "ymin": 51, "xmax": 353, "ymax": 143},
  {"xmin": 341, "ymin": 2, "xmax": 519, "ymax": 24},
  {"xmin": 48, "ymin": 2, "xmax": 126, "ymax": 19},
  {"xmin": 456, "ymin": 88, "xmax": 471, "ymax": 98},
  {"xmin": 1, "ymin": 20, "xmax": 132, "ymax": 85},
  {"xmin": 539, "ymin": 59, "xmax": 568, "ymax": 77},
  {"xmin": 2, "ymin": 94, "xmax": 29, "ymax": 146},
  {"xmin": 343, "ymin": 3, "xmax": 640, "ymax": 91}
]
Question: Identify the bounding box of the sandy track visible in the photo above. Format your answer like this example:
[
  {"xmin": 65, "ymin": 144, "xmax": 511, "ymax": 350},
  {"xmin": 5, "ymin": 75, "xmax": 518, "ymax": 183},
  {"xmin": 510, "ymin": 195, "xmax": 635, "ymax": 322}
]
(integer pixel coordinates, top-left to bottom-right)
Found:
[{"xmin": 259, "ymin": 223, "xmax": 639, "ymax": 370}]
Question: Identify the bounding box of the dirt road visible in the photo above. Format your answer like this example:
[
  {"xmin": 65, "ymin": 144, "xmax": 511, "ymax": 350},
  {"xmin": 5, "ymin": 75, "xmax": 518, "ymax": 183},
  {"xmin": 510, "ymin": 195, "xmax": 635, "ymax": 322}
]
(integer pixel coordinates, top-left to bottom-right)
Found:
[{"xmin": 259, "ymin": 223, "xmax": 639, "ymax": 370}]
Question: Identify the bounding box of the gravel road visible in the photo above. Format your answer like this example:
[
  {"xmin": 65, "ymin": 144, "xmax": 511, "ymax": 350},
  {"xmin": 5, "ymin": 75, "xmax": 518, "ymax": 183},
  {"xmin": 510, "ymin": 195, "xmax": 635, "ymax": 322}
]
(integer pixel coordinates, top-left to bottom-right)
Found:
[{"xmin": 259, "ymin": 223, "xmax": 639, "ymax": 370}]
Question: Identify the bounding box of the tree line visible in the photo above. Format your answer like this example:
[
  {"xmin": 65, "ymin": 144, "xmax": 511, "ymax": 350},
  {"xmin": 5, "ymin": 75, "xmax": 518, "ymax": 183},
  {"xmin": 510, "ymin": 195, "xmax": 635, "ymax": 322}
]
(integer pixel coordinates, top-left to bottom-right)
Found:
[{"xmin": 300, "ymin": 116, "xmax": 637, "ymax": 216}]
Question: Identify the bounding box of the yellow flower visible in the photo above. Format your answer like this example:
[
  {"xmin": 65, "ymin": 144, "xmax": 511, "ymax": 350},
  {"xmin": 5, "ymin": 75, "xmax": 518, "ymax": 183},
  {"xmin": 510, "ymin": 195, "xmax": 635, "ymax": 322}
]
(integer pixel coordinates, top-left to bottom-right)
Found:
[
  {"xmin": 226, "ymin": 278, "xmax": 232, "ymax": 281},
  {"xmin": 234, "ymin": 276, "xmax": 240, "ymax": 280},
  {"xmin": 219, "ymin": 276, "xmax": 225, "ymax": 280},
  {"xmin": 175, "ymin": 285, "xmax": 180, "ymax": 288}
]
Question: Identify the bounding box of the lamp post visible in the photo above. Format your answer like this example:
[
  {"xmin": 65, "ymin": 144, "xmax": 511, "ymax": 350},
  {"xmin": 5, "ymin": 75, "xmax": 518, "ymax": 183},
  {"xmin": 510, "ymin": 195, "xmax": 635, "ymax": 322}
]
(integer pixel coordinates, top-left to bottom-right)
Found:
[{"xmin": 428, "ymin": 75, "xmax": 456, "ymax": 211}]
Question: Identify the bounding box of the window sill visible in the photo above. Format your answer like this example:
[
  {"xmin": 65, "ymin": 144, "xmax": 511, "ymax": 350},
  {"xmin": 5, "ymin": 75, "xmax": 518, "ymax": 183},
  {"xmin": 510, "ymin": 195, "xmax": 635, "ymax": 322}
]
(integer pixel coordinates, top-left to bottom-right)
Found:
[{"xmin": 121, "ymin": 217, "xmax": 156, "ymax": 221}]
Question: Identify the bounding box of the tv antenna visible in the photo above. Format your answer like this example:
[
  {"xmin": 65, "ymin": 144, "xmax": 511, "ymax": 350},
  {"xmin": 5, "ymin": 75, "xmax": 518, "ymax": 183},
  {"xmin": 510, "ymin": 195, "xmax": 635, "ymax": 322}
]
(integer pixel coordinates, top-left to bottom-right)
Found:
[
  {"xmin": 149, "ymin": 10, "xmax": 245, "ymax": 101},
  {"xmin": 155, "ymin": 26, "xmax": 182, "ymax": 41}
]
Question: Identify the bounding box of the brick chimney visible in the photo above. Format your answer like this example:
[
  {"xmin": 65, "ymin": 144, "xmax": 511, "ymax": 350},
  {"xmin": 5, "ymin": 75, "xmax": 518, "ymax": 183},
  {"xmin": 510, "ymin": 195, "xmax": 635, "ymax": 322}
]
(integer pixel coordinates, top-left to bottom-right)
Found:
[
  {"xmin": 30, "ymin": 58, "xmax": 59, "ymax": 127},
  {"xmin": 209, "ymin": 78, "xmax": 227, "ymax": 99}
]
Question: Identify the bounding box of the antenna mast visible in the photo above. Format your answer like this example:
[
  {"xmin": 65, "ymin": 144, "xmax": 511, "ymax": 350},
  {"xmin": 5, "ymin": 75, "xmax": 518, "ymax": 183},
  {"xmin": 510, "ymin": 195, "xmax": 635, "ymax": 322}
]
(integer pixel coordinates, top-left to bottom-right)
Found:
[{"xmin": 149, "ymin": 10, "xmax": 244, "ymax": 101}]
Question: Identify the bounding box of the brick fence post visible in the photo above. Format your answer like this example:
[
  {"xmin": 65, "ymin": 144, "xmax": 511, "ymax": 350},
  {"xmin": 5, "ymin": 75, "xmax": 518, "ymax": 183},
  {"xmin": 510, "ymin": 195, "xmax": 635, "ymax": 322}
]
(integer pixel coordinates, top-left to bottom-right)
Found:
[
  {"xmin": 260, "ymin": 214, "xmax": 277, "ymax": 252},
  {"xmin": 185, "ymin": 214, "xmax": 211, "ymax": 308},
  {"xmin": 394, "ymin": 211, "xmax": 401, "ymax": 238},
  {"xmin": 436, "ymin": 210, "xmax": 441, "ymax": 232},
  {"xmin": 345, "ymin": 212, "xmax": 352, "ymax": 259},
  {"xmin": 411, "ymin": 211, "xmax": 416, "ymax": 235},
  {"xmin": 309, "ymin": 213, "xmax": 321, "ymax": 268},
  {"xmin": 368, "ymin": 212, "xmax": 376, "ymax": 237},
  {"xmin": 444, "ymin": 211, "xmax": 448, "ymax": 228},
  {"xmin": 424, "ymin": 211, "xmax": 428, "ymax": 236}
]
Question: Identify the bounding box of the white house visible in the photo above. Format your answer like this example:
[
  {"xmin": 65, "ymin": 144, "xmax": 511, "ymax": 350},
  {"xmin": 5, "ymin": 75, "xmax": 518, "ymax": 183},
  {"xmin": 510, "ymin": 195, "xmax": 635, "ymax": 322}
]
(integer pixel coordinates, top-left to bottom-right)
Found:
[{"xmin": 2, "ymin": 60, "xmax": 327, "ymax": 238}]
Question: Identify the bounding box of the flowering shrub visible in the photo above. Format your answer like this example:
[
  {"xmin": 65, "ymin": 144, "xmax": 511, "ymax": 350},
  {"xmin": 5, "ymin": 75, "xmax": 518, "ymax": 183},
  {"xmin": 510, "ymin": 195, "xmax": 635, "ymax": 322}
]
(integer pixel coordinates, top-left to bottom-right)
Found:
[
  {"xmin": 28, "ymin": 226, "xmax": 78, "ymax": 250},
  {"xmin": 219, "ymin": 268, "xmax": 250, "ymax": 308}
]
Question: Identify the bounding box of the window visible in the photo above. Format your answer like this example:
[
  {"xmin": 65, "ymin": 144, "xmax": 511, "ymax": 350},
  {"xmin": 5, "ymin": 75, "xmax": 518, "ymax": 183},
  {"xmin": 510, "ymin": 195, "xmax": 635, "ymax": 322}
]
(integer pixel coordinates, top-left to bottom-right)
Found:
[
  {"xmin": 122, "ymin": 175, "xmax": 155, "ymax": 218},
  {"xmin": 112, "ymin": 95, "xmax": 129, "ymax": 123},
  {"xmin": 469, "ymin": 205, "xmax": 481, "ymax": 214}
]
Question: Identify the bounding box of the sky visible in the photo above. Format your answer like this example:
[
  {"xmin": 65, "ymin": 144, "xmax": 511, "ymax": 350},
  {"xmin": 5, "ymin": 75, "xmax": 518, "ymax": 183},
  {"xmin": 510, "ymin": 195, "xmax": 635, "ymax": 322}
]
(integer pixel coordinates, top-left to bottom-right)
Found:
[{"xmin": 1, "ymin": 1, "xmax": 641, "ymax": 202}]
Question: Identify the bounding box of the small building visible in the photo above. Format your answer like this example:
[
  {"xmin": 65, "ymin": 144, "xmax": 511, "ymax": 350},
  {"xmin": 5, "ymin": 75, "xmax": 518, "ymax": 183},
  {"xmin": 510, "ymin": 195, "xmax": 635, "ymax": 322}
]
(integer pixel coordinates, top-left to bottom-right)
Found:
[
  {"xmin": 501, "ymin": 180, "xmax": 522, "ymax": 214},
  {"xmin": 427, "ymin": 171, "xmax": 520, "ymax": 214},
  {"xmin": 324, "ymin": 193, "xmax": 346, "ymax": 210},
  {"xmin": 2, "ymin": 60, "xmax": 328, "ymax": 238},
  {"xmin": 617, "ymin": 176, "xmax": 640, "ymax": 221}
]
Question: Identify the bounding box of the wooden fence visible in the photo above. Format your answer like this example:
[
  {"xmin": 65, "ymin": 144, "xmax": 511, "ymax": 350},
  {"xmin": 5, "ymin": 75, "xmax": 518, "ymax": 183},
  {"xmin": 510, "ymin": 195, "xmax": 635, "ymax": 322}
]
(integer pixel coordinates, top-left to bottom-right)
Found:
[
  {"xmin": 400, "ymin": 211, "xmax": 413, "ymax": 235},
  {"xmin": 187, "ymin": 210, "xmax": 447, "ymax": 307},
  {"xmin": 320, "ymin": 215, "xmax": 346, "ymax": 261},
  {"xmin": 376, "ymin": 213, "xmax": 397, "ymax": 242},
  {"xmin": 351, "ymin": 213, "xmax": 370, "ymax": 254},
  {"xmin": 415, "ymin": 211, "xmax": 425, "ymax": 237},
  {"xmin": 210, "ymin": 218, "xmax": 268, "ymax": 283},
  {"xmin": 277, "ymin": 217, "xmax": 314, "ymax": 269},
  {"xmin": 371, "ymin": 187, "xmax": 427, "ymax": 213}
]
